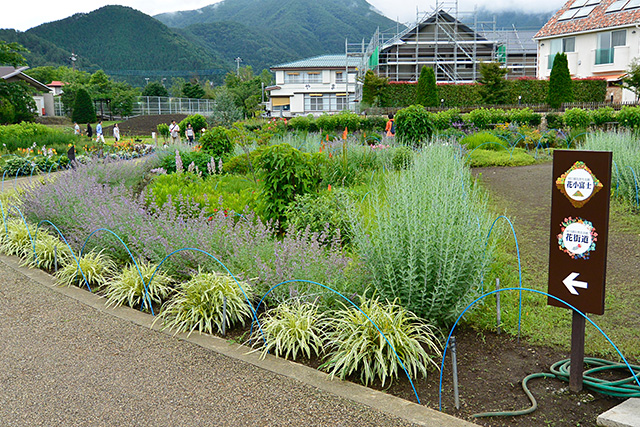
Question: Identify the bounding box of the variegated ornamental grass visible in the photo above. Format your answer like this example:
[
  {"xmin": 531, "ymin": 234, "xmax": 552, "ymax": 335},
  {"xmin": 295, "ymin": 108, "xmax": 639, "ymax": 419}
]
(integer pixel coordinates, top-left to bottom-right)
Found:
[
  {"xmin": 23, "ymin": 232, "xmax": 72, "ymax": 270},
  {"xmin": 55, "ymin": 250, "xmax": 116, "ymax": 288},
  {"xmin": 322, "ymin": 296, "xmax": 441, "ymax": 386},
  {"xmin": 104, "ymin": 259, "xmax": 172, "ymax": 310},
  {"xmin": 256, "ymin": 301, "xmax": 326, "ymax": 360},
  {"xmin": 158, "ymin": 270, "xmax": 254, "ymax": 336},
  {"xmin": 0, "ymin": 218, "xmax": 36, "ymax": 257}
]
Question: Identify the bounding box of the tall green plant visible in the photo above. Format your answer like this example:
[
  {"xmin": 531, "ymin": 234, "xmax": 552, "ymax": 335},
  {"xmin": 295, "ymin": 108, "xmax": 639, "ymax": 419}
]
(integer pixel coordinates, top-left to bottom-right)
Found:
[
  {"xmin": 416, "ymin": 66, "xmax": 438, "ymax": 107},
  {"xmin": 478, "ymin": 62, "xmax": 509, "ymax": 105},
  {"xmin": 394, "ymin": 105, "xmax": 433, "ymax": 146},
  {"xmin": 71, "ymin": 87, "xmax": 96, "ymax": 124},
  {"xmin": 351, "ymin": 145, "xmax": 494, "ymax": 326},
  {"xmin": 548, "ymin": 52, "xmax": 574, "ymax": 108}
]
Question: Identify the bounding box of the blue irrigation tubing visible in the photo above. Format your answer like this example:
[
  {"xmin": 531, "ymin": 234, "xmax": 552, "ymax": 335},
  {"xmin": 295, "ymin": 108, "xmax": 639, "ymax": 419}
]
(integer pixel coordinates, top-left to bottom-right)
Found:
[
  {"xmin": 360, "ymin": 191, "xmax": 370, "ymax": 203},
  {"xmin": 34, "ymin": 220, "xmax": 92, "ymax": 292},
  {"xmin": 465, "ymin": 142, "xmax": 513, "ymax": 163},
  {"xmin": 612, "ymin": 161, "xmax": 620, "ymax": 198},
  {"xmin": 438, "ymin": 287, "xmax": 640, "ymax": 412},
  {"xmin": 7, "ymin": 205, "xmax": 35, "ymax": 263},
  {"xmin": 146, "ymin": 247, "xmax": 263, "ymax": 337},
  {"xmin": 626, "ymin": 166, "xmax": 639, "ymax": 208},
  {"xmin": 14, "ymin": 167, "xmax": 21, "ymax": 188},
  {"xmin": 494, "ymin": 134, "xmax": 512, "ymax": 148},
  {"xmin": 567, "ymin": 132, "xmax": 590, "ymax": 149},
  {"xmin": 79, "ymin": 228, "xmax": 152, "ymax": 314},
  {"xmin": 252, "ymin": 279, "xmax": 422, "ymax": 404},
  {"xmin": 481, "ymin": 215, "xmax": 523, "ymax": 339}
]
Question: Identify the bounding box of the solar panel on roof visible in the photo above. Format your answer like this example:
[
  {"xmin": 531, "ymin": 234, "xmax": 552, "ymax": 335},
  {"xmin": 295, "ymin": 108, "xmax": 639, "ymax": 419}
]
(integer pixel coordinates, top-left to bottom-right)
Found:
[
  {"xmin": 626, "ymin": 0, "xmax": 640, "ymax": 8},
  {"xmin": 607, "ymin": 0, "xmax": 629, "ymax": 12},
  {"xmin": 570, "ymin": 0, "xmax": 588, "ymax": 8},
  {"xmin": 585, "ymin": 0, "xmax": 601, "ymax": 5},
  {"xmin": 574, "ymin": 4, "xmax": 597, "ymax": 17},
  {"xmin": 558, "ymin": 8, "xmax": 579, "ymax": 20}
]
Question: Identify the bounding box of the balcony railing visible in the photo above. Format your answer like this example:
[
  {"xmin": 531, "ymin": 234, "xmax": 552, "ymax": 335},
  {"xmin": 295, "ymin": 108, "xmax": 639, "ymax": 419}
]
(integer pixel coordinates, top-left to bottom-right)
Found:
[{"xmin": 595, "ymin": 48, "xmax": 614, "ymax": 65}]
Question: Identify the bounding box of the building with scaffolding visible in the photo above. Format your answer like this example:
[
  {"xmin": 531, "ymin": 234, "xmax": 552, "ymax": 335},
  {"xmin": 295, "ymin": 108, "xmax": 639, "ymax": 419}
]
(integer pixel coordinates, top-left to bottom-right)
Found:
[{"xmin": 360, "ymin": 2, "xmax": 538, "ymax": 85}]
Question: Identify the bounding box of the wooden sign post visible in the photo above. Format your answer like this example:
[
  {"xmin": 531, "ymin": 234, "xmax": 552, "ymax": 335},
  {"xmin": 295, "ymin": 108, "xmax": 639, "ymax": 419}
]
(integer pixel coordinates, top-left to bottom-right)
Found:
[{"xmin": 548, "ymin": 150, "xmax": 612, "ymax": 392}]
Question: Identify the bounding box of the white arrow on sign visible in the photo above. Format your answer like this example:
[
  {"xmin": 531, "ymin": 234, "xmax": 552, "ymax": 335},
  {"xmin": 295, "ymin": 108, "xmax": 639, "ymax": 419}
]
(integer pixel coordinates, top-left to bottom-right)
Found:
[{"xmin": 563, "ymin": 272, "xmax": 588, "ymax": 295}]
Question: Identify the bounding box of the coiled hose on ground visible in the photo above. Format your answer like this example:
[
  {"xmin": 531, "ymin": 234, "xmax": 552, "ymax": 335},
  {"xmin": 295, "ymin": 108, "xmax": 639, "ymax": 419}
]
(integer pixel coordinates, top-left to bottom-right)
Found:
[{"xmin": 473, "ymin": 357, "xmax": 640, "ymax": 418}]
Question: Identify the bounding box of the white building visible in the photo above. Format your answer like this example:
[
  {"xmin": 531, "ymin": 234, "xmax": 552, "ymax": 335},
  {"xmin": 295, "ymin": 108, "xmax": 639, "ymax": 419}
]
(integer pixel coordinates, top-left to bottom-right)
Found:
[
  {"xmin": 0, "ymin": 66, "xmax": 55, "ymax": 116},
  {"xmin": 535, "ymin": 0, "xmax": 640, "ymax": 102},
  {"xmin": 267, "ymin": 55, "xmax": 360, "ymax": 117}
]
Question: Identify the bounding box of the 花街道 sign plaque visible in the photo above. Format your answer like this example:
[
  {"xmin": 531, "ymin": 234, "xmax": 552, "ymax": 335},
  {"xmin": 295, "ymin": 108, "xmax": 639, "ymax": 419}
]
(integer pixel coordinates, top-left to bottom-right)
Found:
[{"xmin": 548, "ymin": 150, "xmax": 612, "ymax": 315}]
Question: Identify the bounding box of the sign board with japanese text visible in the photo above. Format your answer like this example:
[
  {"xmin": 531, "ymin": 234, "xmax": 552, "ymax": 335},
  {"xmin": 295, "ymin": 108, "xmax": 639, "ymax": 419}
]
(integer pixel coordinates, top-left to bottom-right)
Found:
[{"xmin": 548, "ymin": 150, "xmax": 612, "ymax": 315}]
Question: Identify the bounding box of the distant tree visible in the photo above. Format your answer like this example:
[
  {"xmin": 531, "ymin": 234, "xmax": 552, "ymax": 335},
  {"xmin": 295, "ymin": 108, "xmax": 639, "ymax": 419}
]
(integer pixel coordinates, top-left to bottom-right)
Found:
[
  {"xmin": 210, "ymin": 87, "xmax": 243, "ymax": 126},
  {"xmin": 182, "ymin": 81, "xmax": 205, "ymax": 99},
  {"xmin": 142, "ymin": 81, "xmax": 168, "ymax": 97},
  {"xmin": 0, "ymin": 80, "xmax": 36, "ymax": 124},
  {"xmin": 624, "ymin": 57, "xmax": 640, "ymax": 102},
  {"xmin": 416, "ymin": 66, "xmax": 438, "ymax": 107},
  {"xmin": 361, "ymin": 70, "xmax": 388, "ymax": 107},
  {"xmin": 478, "ymin": 62, "xmax": 509, "ymax": 105},
  {"xmin": 88, "ymin": 70, "xmax": 112, "ymax": 100},
  {"xmin": 110, "ymin": 82, "xmax": 138, "ymax": 118},
  {"xmin": 223, "ymin": 66, "xmax": 271, "ymax": 118},
  {"xmin": 547, "ymin": 53, "xmax": 573, "ymax": 108},
  {"xmin": 72, "ymin": 87, "xmax": 96, "ymax": 123},
  {"xmin": 0, "ymin": 40, "xmax": 28, "ymax": 67}
]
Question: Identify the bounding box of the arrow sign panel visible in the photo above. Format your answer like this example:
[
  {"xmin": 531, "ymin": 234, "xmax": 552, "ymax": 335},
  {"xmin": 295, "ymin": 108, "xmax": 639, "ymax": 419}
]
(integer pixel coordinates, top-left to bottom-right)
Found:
[
  {"xmin": 563, "ymin": 272, "xmax": 588, "ymax": 295},
  {"xmin": 548, "ymin": 150, "xmax": 611, "ymax": 315}
]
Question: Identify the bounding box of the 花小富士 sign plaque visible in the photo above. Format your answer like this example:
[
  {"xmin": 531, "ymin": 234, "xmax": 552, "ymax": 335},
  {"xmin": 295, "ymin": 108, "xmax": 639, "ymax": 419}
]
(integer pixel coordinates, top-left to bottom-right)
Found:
[{"xmin": 548, "ymin": 150, "xmax": 612, "ymax": 315}]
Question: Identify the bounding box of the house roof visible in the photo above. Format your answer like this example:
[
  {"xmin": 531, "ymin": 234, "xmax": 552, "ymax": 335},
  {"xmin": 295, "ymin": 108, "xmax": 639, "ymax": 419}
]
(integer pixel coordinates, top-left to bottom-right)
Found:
[
  {"xmin": 48, "ymin": 81, "xmax": 65, "ymax": 87},
  {"xmin": 0, "ymin": 66, "xmax": 51, "ymax": 92},
  {"xmin": 271, "ymin": 55, "xmax": 361, "ymax": 70},
  {"xmin": 535, "ymin": 0, "xmax": 640, "ymax": 39}
]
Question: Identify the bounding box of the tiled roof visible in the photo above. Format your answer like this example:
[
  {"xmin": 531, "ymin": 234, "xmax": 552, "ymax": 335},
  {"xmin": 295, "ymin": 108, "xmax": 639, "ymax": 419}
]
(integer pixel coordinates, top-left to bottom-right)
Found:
[
  {"xmin": 271, "ymin": 55, "xmax": 361, "ymax": 70},
  {"xmin": 535, "ymin": 0, "xmax": 640, "ymax": 39}
]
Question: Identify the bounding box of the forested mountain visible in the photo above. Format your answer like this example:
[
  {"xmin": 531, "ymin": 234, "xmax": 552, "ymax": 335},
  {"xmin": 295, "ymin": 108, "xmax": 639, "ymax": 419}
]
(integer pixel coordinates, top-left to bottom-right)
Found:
[
  {"xmin": 0, "ymin": 29, "xmax": 97, "ymax": 70},
  {"xmin": 26, "ymin": 6, "xmax": 228, "ymax": 74}
]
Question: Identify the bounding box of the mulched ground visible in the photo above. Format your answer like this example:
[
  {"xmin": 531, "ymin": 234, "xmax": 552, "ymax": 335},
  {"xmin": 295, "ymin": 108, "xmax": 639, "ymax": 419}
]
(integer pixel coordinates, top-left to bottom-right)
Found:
[{"xmin": 106, "ymin": 114, "xmax": 188, "ymax": 137}]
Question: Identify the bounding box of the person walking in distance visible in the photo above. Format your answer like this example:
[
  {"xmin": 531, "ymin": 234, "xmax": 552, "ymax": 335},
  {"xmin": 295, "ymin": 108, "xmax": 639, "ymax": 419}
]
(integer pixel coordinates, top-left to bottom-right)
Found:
[
  {"xmin": 86, "ymin": 123, "xmax": 93, "ymax": 139},
  {"xmin": 113, "ymin": 123, "xmax": 120, "ymax": 142},
  {"xmin": 96, "ymin": 120, "xmax": 105, "ymax": 144},
  {"xmin": 169, "ymin": 120, "xmax": 180, "ymax": 144},
  {"xmin": 74, "ymin": 122, "xmax": 80, "ymax": 135},
  {"xmin": 185, "ymin": 123, "xmax": 195, "ymax": 144},
  {"xmin": 385, "ymin": 113, "xmax": 395, "ymax": 137}
]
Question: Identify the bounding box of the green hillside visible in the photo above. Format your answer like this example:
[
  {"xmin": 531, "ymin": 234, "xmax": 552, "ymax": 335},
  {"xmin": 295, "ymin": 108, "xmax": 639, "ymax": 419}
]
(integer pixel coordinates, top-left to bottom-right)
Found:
[
  {"xmin": 157, "ymin": 0, "xmax": 399, "ymax": 62},
  {"xmin": 0, "ymin": 29, "xmax": 97, "ymax": 70},
  {"xmin": 27, "ymin": 5, "xmax": 228, "ymax": 75}
]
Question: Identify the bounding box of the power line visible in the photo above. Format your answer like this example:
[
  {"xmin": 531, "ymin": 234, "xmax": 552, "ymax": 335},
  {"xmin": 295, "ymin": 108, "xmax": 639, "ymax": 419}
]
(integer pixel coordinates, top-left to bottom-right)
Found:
[{"xmin": 103, "ymin": 69, "xmax": 228, "ymax": 77}]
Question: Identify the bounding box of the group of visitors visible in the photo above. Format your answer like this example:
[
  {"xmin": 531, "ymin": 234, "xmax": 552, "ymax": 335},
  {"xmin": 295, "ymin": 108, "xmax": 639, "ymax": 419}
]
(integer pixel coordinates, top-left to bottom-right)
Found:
[
  {"xmin": 74, "ymin": 121, "xmax": 120, "ymax": 142},
  {"xmin": 168, "ymin": 120, "xmax": 197, "ymax": 144}
]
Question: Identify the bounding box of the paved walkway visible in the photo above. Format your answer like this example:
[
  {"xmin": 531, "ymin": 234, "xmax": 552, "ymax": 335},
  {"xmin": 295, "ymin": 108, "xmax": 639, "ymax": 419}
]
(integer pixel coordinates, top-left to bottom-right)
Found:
[{"xmin": 0, "ymin": 255, "xmax": 475, "ymax": 427}]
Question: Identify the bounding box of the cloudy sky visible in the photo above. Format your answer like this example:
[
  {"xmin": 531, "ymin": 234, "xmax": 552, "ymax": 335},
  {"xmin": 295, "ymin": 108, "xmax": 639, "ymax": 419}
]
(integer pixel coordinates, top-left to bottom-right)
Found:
[{"xmin": 2, "ymin": 0, "xmax": 563, "ymax": 32}]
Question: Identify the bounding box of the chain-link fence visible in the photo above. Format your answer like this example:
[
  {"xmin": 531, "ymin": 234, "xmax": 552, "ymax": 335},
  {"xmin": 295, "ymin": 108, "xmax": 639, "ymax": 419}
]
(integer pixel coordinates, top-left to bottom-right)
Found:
[{"xmin": 54, "ymin": 96, "xmax": 216, "ymax": 118}]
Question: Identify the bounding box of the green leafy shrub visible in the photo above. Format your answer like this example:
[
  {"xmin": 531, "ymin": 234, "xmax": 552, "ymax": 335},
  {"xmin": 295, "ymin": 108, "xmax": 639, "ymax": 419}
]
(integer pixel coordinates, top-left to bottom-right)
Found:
[
  {"xmin": 256, "ymin": 302, "xmax": 325, "ymax": 360},
  {"xmin": 548, "ymin": 52, "xmax": 574, "ymax": 108},
  {"xmin": 200, "ymin": 126, "xmax": 234, "ymax": 159},
  {"xmin": 351, "ymin": 145, "xmax": 494, "ymax": 326},
  {"xmin": 288, "ymin": 115, "xmax": 312, "ymax": 132},
  {"xmin": 395, "ymin": 105, "xmax": 433, "ymax": 145},
  {"xmin": 104, "ymin": 260, "xmax": 173, "ymax": 310},
  {"xmin": 463, "ymin": 108, "xmax": 507, "ymax": 129},
  {"xmin": 416, "ymin": 65, "xmax": 438, "ymax": 107},
  {"xmin": 157, "ymin": 123, "xmax": 169, "ymax": 141},
  {"xmin": 591, "ymin": 107, "xmax": 616, "ymax": 127},
  {"xmin": 160, "ymin": 150, "xmax": 216, "ymax": 176},
  {"xmin": 460, "ymin": 132, "xmax": 505, "ymax": 151},
  {"xmin": 432, "ymin": 108, "xmax": 461, "ymax": 131},
  {"xmin": 0, "ymin": 122, "xmax": 79, "ymax": 154},
  {"xmin": 223, "ymin": 146, "xmax": 269, "ymax": 175},
  {"xmin": 333, "ymin": 111, "xmax": 361, "ymax": 132},
  {"xmin": 617, "ymin": 106, "xmax": 640, "ymax": 128},
  {"xmin": 178, "ymin": 114, "xmax": 208, "ymax": 138},
  {"xmin": 546, "ymin": 112, "xmax": 564, "ymax": 129},
  {"xmin": 316, "ymin": 114, "xmax": 336, "ymax": 131},
  {"xmin": 466, "ymin": 148, "xmax": 536, "ymax": 167},
  {"xmin": 508, "ymin": 108, "xmax": 542, "ymax": 127},
  {"xmin": 322, "ymin": 296, "xmax": 441, "ymax": 386},
  {"xmin": 564, "ymin": 108, "xmax": 591, "ymax": 129},
  {"xmin": 256, "ymin": 143, "xmax": 322, "ymax": 225},
  {"xmin": 56, "ymin": 250, "xmax": 116, "ymax": 288},
  {"xmin": 71, "ymin": 87, "xmax": 97, "ymax": 124},
  {"xmin": 286, "ymin": 188, "xmax": 353, "ymax": 245},
  {"xmin": 158, "ymin": 270, "xmax": 254, "ymax": 336},
  {"xmin": 360, "ymin": 116, "xmax": 387, "ymax": 132}
]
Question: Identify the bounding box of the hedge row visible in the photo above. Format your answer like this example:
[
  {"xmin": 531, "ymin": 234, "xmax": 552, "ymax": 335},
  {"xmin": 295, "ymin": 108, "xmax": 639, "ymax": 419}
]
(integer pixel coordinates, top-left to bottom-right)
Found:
[{"xmin": 380, "ymin": 78, "xmax": 607, "ymax": 108}]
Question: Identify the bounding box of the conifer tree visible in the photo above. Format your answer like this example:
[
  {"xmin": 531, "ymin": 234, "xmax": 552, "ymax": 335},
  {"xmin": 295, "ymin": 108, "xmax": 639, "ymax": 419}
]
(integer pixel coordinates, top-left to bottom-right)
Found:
[
  {"xmin": 72, "ymin": 87, "xmax": 97, "ymax": 124},
  {"xmin": 416, "ymin": 66, "xmax": 438, "ymax": 107},
  {"xmin": 547, "ymin": 52, "xmax": 573, "ymax": 109}
]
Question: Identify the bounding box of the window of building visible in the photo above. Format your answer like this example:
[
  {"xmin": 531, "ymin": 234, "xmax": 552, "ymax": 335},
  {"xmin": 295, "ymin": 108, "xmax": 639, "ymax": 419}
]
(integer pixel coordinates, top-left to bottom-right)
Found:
[
  {"xmin": 307, "ymin": 72, "xmax": 321, "ymax": 83},
  {"xmin": 285, "ymin": 72, "xmax": 301, "ymax": 83},
  {"xmin": 548, "ymin": 37, "xmax": 576, "ymax": 69},
  {"xmin": 336, "ymin": 94, "xmax": 347, "ymax": 111},
  {"xmin": 306, "ymin": 94, "xmax": 324, "ymax": 111},
  {"xmin": 335, "ymin": 72, "xmax": 344, "ymax": 83},
  {"xmin": 596, "ymin": 30, "xmax": 626, "ymax": 65}
]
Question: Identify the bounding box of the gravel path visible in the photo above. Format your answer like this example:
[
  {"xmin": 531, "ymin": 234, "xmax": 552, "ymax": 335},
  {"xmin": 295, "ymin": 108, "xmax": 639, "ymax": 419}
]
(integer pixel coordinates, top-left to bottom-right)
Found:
[{"xmin": 0, "ymin": 258, "xmax": 422, "ymax": 427}]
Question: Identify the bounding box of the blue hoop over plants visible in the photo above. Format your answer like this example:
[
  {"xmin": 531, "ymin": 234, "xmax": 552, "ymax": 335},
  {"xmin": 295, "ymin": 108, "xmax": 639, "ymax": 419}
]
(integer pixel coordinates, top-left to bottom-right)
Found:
[
  {"xmin": 34, "ymin": 219, "xmax": 92, "ymax": 292},
  {"xmin": 79, "ymin": 228, "xmax": 151, "ymax": 313},
  {"xmin": 438, "ymin": 287, "xmax": 640, "ymax": 411},
  {"xmin": 252, "ymin": 279, "xmax": 423, "ymax": 404},
  {"xmin": 146, "ymin": 247, "xmax": 262, "ymax": 337}
]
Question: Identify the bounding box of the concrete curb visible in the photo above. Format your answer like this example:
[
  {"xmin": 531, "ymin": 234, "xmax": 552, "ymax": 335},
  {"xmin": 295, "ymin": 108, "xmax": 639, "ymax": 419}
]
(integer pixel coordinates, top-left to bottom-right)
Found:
[{"xmin": 0, "ymin": 254, "xmax": 477, "ymax": 427}]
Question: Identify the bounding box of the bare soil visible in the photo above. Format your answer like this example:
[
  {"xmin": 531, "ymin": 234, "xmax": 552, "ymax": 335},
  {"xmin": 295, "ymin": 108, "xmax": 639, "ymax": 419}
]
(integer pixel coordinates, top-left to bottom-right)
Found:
[{"xmin": 109, "ymin": 114, "xmax": 188, "ymax": 136}]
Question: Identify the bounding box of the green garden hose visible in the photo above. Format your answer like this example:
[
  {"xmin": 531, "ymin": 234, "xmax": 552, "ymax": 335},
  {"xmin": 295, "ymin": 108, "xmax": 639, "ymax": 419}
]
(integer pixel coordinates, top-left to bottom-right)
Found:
[{"xmin": 472, "ymin": 357, "xmax": 640, "ymax": 418}]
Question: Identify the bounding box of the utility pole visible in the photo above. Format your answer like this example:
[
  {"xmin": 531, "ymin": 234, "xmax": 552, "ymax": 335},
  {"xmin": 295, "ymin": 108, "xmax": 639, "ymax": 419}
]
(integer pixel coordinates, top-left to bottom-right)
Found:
[
  {"xmin": 70, "ymin": 52, "xmax": 77, "ymax": 70},
  {"xmin": 235, "ymin": 57, "xmax": 242, "ymax": 76}
]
